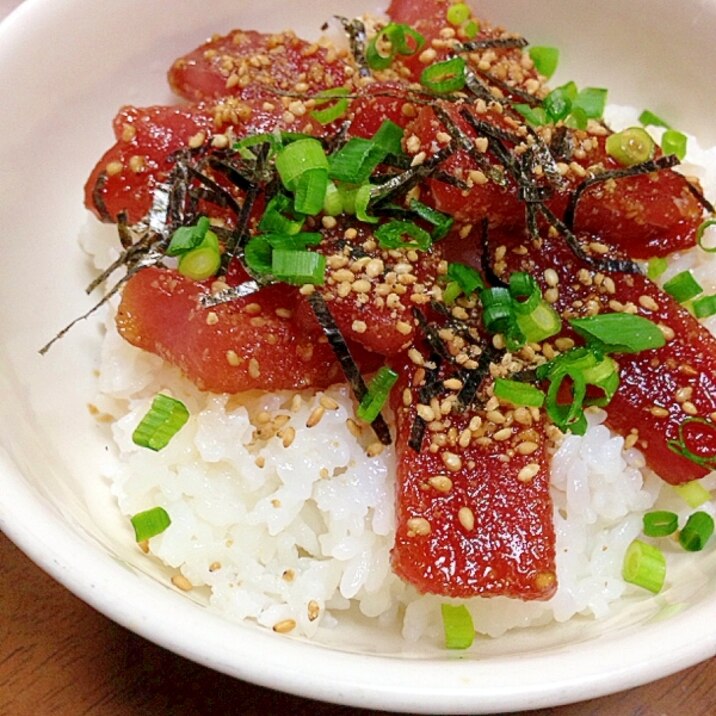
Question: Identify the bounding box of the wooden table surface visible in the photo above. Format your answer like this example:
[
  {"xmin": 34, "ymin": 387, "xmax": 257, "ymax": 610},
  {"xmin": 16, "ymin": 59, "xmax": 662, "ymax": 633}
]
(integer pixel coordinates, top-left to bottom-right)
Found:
[{"xmin": 1, "ymin": 531, "xmax": 715, "ymax": 716}]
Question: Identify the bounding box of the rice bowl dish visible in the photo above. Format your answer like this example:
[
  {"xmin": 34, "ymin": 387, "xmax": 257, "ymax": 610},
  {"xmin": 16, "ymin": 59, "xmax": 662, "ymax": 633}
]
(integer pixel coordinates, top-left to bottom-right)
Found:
[{"xmin": 1, "ymin": 0, "xmax": 716, "ymax": 712}]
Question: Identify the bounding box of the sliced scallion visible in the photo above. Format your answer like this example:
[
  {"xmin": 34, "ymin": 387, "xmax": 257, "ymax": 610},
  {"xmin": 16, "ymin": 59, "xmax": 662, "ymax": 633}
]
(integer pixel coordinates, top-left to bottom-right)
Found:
[
  {"xmin": 375, "ymin": 220, "xmax": 432, "ymax": 251},
  {"xmin": 275, "ymin": 138, "xmax": 328, "ymax": 191},
  {"xmin": 271, "ymin": 248, "xmax": 326, "ymax": 285},
  {"xmin": 132, "ymin": 394, "xmax": 190, "ymax": 451},
  {"xmin": 528, "ymin": 46, "xmax": 559, "ymax": 79},
  {"xmin": 292, "ymin": 167, "xmax": 329, "ymax": 215},
  {"xmin": 643, "ymin": 510, "xmax": 678, "ymax": 537},
  {"xmin": 446, "ymin": 2, "xmax": 471, "ymax": 26},
  {"xmin": 420, "ymin": 57, "xmax": 466, "ymax": 94},
  {"xmin": 622, "ymin": 539, "xmax": 666, "ymax": 593},
  {"xmin": 446, "ymin": 262, "xmax": 484, "ymax": 297},
  {"xmin": 130, "ymin": 506, "xmax": 172, "ymax": 542},
  {"xmin": 679, "ymin": 511, "xmax": 714, "ymax": 552},
  {"xmin": 568, "ymin": 313, "xmax": 665, "ymax": 353},
  {"xmin": 493, "ymin": 378, "xmax": 545, "ymax": 408},
  {"xmin": 663, "ymin": 270, "xmax": 703, "ymax": 303},
  {"xmin": 166, "ymin": 216, "xmax": 211, "ymax": 256},
  {"xmin": 646, "ymin": 256, "xmax": 668, "ymax": 280},
  {"xmin": 693, "ymin": 294, "xmax": 716, "ymax": 319},
  {"xmin": 667, "ymin": 417, "xmax": 716, "ymax": 469},
  {"xmin": 697, "ymin": 218, "xmax": 716, "ymax": 253},
  {"xmin": 409, "ymin": 199, "xmax": 454, "ymax": 240},
  {"xmin": 605, "ymin": 127, "xmax": 655, "ymax": 167},
  {"xmin": 440, "ymin": 603, "xmax": 475, "ymax": 650},
  {"xmin": 674, "ymin": 480, "xmax": 712, "ymax": 508},
  {"xmin": 661, "ymin": 129, "xmax": 688, "ymax": 161},
  {"xmin": 639, "ymin": 109, "xmax": 671, "ymax": 129},
  {"xmin": 357, "ymin": 366, "xmax": 399, "ymax": 423},
  {"xmin": 178, "ymin": 244, "xmax": 221, "ymax": 281},
  {"xmin": 310, "ymin": 87, "xmax": 350, "ymax": 125}
]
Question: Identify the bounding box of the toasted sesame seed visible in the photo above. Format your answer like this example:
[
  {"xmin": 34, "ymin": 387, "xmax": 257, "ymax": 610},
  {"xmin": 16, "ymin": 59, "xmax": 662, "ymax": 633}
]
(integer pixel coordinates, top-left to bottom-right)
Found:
[
  {"xmin": 458, "ymin": 506, "xmax": 475, "ymax": 531},
  {"xmin": 638, "ymin": 294, "xmax": 659, "ymax": 311},
  {"xmin": 367, "ymin": 441, "xmax": 385, "ymax": 457},
  {"xmin": 441, "ymin": 451, "xmax": 462, "ymax": 472},
  {"xmin": 248, "ymin": 357, "xmax": 261, "ymax": 379},
  {"xmin": 226, "ymin": 350, "xmax": 241, "ymax": 366},
  {"xmin": 273, "ymin": 619, "xmax": 296, "ymax": 634},
  {"xmin": 137, "ymin": 539, "xmax": 149, "ymax": 554},
  {"xmin": 682, "ymin": 401, "xmax": 698, "ymax": 415},
  {"xmin": 624, "ymin": 433, "xmax": 639, "ymax": 449},
  {"xmin": 171, "ymin": 574, "xmax": 193, "ymax": 591},
  {"xmin": 188, "ymin": 131, "xmax": 206, "ymax": 148},
  {"xmin": 543, "ymin": 268, "xmax": 559, "ymax": 287},
  {"xmin": 105, "ymin": 160, "xmax": 123, "ymax": 176},
  {"xmin": 417, "ymin": 404, "xmax": 436, "ymax": 422},
  {"xmin": 352, "ymin": 319, "xmax": 368, "ymax": 334},
  {"xmin": 128, "ymin": 155, "xmax": 146, "ymax": 173},
  {"xmin": 428, "ymin": 475, "xmax": 453, "ymax": 493},
  {"xmin": 407, "ymin": 517, "xmax": 432, "ymax": 536},
  {"xmin": 675, "ymin": 386, "xmax": 694, "ymax": 403},
  {"xmin": 658, "ymin": 323, "xmax": 675, "ymax": 341},
  {"xmin": 320, "ymin": 395, "xmax": 339, "ymax": 410},
  {"xmin": 209, "ymin": 561, "xmax": 222, "ymax": 572},
  {"xmin": 650, "ymin": 406, "xmax": 669, "ymax": 418},
  {"xmin": 486, "ymin": 410, "xmax": 507, "ymax": 425},
  {"xmin": 493, "ymin": 427, "xmax": 513, "ymax": 442},
  {"xmin": 275, "ymin": 307, "xmax": 293, "ymax": 319},
  {"xmin": 205, "ymin": 311, "xmax": 219, "ymax": 326},
  {"xmin": 516, "ymin": 441, "xmax": 539, "ymax": 455},
  {"xmin": 307, "ymin": 600, "xmax": 320, "ymax": 621},
  {"xmin": 279, "ymin": 426, "xmax": 296, "ymax": 448},
  {"xmin": 306, "ymin": 405, "xmax": 325, "ymax": 427},
  {"xmin": 517, "ymin": 463, "xmax": 540, "ymax": 482}
]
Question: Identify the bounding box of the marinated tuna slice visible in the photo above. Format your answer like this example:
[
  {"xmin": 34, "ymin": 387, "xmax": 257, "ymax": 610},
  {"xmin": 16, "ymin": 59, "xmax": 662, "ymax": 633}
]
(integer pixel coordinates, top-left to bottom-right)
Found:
[
  {"xmin": 390, "ymin": 354, "xmax": 557, "ymax": 599},
  {"xmin": 84, "ymin": 99, "xmax": 325, "ymax": 224},
  {"xmin": 406, "ymin": 102, "xmax": 705, "ymax": 257},
  {"xmin": 488, "ymin": 226, "xmax": 716, "ymax": 484},
  {"xmin": 311, "ymin": 221, "xmax": 443, "ymax": 356},
  {"xmin": 116, "ymin": 267, "xmax": 343, "ymax": 393},
  {"xmin": 168, "ymin": 29, "xmax": 355, "ymax": 102}
]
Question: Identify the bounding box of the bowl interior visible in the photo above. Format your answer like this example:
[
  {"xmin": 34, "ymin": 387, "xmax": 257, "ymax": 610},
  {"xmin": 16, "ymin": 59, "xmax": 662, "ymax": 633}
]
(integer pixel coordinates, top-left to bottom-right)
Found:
[{"xmin": 1, "ymin": 0, "xmax": 715, "ymax": 712}]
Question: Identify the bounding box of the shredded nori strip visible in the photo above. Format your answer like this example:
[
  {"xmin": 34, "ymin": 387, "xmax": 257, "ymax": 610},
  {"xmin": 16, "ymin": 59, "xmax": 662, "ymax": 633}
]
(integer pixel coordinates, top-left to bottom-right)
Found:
[
  {"xmin": 408, "ymin": 352, "xmax": 444, "ymax": 452},
  {"xmin": 199, "ymin": 279, "xmax": 262, "ymax": 307},
  {"xmin": 455, "ymin": 348, "xmax": 494, "ymax": 410},
  {"xmin": 335, "ymin": 16, "xmax": 370, "ymax": 77},
  {"xmin": 538, "ymin": 203, "xmax": 643, "ymax": 274},
  {"xmin": 457, "ymin": 35, "xmax": 528, "ymax": 52},
  {"xmin": 549, "ymin": 126, "xmax": 574, "ymax": 162},
  {"xmin": 369, "ymin": 146, "xmax": 452, "ymax": 207},
  {"xmin": 478, "ymin": 218, "xmax": 508, "ymax": 288},
  {"xmin": 306, "ymin": 292, "xmax": 392, "ymax": 445},
  {"xmin": 90, "ymin": 172, "xmax": 113, "ymax": 223}
]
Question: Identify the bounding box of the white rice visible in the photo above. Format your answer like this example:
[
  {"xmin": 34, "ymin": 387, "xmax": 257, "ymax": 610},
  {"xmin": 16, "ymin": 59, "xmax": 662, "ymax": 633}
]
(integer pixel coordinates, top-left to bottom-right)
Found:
[{"xmin": 83, "ymin": 110, "xmax": 716, "ymax": 644}]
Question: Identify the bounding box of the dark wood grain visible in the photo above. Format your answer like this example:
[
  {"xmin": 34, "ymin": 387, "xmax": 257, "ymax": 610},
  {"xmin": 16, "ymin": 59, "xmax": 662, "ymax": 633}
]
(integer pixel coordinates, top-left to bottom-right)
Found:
[{"xmin": 1, "ymin": 532, "xmax": 715, "ymax": 716}]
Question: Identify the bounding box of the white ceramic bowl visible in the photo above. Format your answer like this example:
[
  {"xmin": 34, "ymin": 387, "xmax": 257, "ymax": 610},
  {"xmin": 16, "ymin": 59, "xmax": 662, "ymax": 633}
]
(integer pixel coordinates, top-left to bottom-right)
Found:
[{"xmin": 1, "ymin": 0, "xmax": 715, "ymax": 712}]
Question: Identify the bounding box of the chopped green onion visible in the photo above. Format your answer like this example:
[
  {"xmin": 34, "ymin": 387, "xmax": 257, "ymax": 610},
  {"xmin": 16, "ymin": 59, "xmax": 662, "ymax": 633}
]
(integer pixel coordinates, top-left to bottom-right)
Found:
[
  {"xmin": 693, "ymin": 294, "xmax": 716, "ymax": 319},
  {"xmin": 178, "ymin": 244, "xmax": 221, "ymax": 281},
  {"xmin": 409, "ymin": 199, "xmax": 454, "ymax": 240},
  {"xmin": 647, "ymin": 256, "xmax": 668, "ymax": 280},
  {"xmin": 275, "ymin": 138, "xmax": 328, "ymax": 191},
  {"xmin": 420, "ymin": 56, "xmax": 466, "ymax": 94},
  {"xmin": 323, "ymin": 182, "xmax": 343, "ymax": 216},
  {"xmin": 310, "ymin": 87, "xmax": 350, "ymax": 125},
  {"xmin": 132, "ymin": 394, "xmax": 190, "ymax": 451},
  {"xmin": 244, "ymin": 235, "xmax": 273, "ymax": 275},
  {"xmin": 514, "ymin": 103, "xmax": 549, "ymax": 127},
  {"xmin": 166, "ymin": 216, "xmax": 211, "ymax": 256},
  {"xmin": 661, "ymin": 129, "xmax": 688, "ymax": 161},
  {"xmin": 375, "ymin": 220, "xmax": 432, "ymax": 251},
  {"xmin": 442, "ymin": 282, "xmax": 463, "ymax": 305},
  {"xmin": 568, "ymin": 313, "xmax": 665, "ymax": 353},
  {"xmin": 605, "ymin": 127, "xmax": 655, "ymax": 166},
  {"xmin": 622, "ymin": 540, "xmax": 666, "ymax": 593},
  {"xmin": 440, "ymin": 603, "xmax": 475, "ymax": 650},
  {"xmin": 462, "ymin": 19, "xmax": 479, "ymax": 39},
  {"xmin": 353, "ymin": 184, "xmax": 379, "ymax": 224},
  {"xmin": 674, "ymin": 480, "xmax": 712, "ymax": 508},
  {"xmin": 130, "ymin": 506, "xmax": 172, "ymax": 542},
  {"xmin": 446, "ymin": 262, "xmax": 485, "ymax": 297},
  {"xmin": 538, "ymin": 348, "xmax": 620, "ymax": 435},
  {"xmin": 571, "ymin": 87, "xmax": 607, "ymax": 120},
  {"xmin": 643, "ymin": 510, "xmax": 678, "ymax": 537},
  {"xmin": 663, "ymin": 270, "xmax": 703, "ymax": 303},
  {"xmin": 329, "ymin": 120, "xmax": 403, "ymax": 185},
  {"xmin": 528, "ymin": 46, "xmax": 559, "ymax": 79},
  {"xmin": 679, "ymin": 511, "xmax": 714, "ymax": 552},
  {"xmin": 357, "ymin": 366, "xmax": 399, "ymax": 423},
  {"xmin": 638, "ymin": 109, "xmax": 671, "ymax": 129},
  {"xmin": 696, "ymin": 218, "xmax": 716, "ymax": 253},
  {"xmin": 233, "ymin": 132, "xmax": 281, "ymax": 159},
  {"xmin": 543, "ymin": 81, "xmax": 577, "ymax": 123},
  {"xmin": 493, "ymin": 378, "xmax": 545, "ymax": 408},
  {"xmin": 446, "ymin": 2, "xmax": 471, "ymax": 26},
  {"xmin": 292, "ymin": 167, "xmax": 329, "ymax": 215},
  {"xmin": 271, "ymin": 248, "xmax": 326, "ymax": 285},
  {"xmin": 259, "ymin": 193, "xmax": 305, "ymax": 235},
  {"xmin": 366, "ymin": 23, "xmax": 425, "ymax": 70},
  {"xmin": 667, "ymin": 417, "xmax": 716, "ymax": 469},
  {"xmin": 516, "ymin": 300, "xmax": 562, "ymax": 343}
]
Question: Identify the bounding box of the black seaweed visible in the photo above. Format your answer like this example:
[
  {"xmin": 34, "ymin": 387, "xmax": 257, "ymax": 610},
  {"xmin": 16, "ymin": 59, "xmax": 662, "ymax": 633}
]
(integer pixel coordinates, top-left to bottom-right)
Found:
[{"xmin": 306, "ymin": 292, "xmax": 392, "ymax": 445}]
